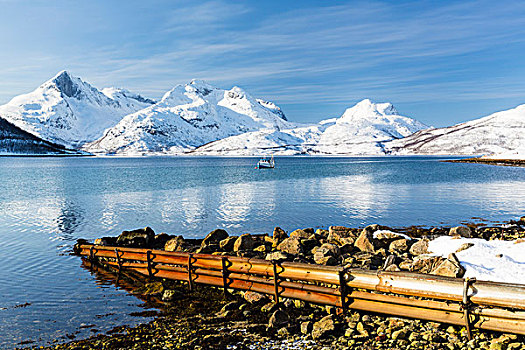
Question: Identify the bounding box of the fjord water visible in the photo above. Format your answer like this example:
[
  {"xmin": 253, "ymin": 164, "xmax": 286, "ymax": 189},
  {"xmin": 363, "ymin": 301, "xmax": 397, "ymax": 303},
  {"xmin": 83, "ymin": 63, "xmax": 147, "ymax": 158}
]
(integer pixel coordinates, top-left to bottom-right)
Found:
[{"xmin": 1, "ymin": 156, "xmax": 525, "ymax": 348}]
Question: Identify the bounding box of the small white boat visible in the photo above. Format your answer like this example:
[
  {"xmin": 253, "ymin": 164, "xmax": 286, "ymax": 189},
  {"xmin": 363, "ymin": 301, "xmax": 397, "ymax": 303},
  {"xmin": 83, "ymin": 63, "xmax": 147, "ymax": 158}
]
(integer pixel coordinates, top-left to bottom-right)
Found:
[{"xmin": 256, "ymin": 155, "xmax": 275, "ymax": 169}]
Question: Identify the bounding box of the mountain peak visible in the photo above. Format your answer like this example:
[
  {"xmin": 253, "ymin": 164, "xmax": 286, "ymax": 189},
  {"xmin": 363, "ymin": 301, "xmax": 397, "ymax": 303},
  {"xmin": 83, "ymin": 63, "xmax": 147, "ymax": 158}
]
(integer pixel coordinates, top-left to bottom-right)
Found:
[
  {"xmin": 341, "ymin": 99, "xmax": 398, "ymax": 122},
  {"xmin": 48, "ymin": 70, "xmax": 83, "ymax": 98}
]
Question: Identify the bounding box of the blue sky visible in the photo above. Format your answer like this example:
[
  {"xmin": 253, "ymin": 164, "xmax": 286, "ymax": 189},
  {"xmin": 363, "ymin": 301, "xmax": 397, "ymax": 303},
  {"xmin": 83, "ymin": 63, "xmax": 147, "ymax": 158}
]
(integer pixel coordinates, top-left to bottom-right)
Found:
[{"xmin": 1, "ymin": 0, "xmax": 525, "ymax": 126}]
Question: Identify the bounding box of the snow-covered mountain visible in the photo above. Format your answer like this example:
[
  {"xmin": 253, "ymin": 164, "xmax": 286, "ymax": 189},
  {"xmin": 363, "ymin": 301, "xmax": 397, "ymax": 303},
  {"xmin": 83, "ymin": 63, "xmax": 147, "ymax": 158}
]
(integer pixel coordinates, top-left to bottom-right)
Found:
[
  {"xmin": 192, "ymin": 99, "xmax": 428, "ymax": 155},
  {"xmin": 385, "ymin": 104, "xmax": 525, "ymax": 157},
  {"xmin": 0, "ymin": 116, "xmax": 78, "ymax": 155},
  {"xmin": 85, "ymin": 80, "xmax": 292, "ymax": 155},
  {"xmin": 0, "ymin": 71, "xmax": 155, "ymax": 148}
]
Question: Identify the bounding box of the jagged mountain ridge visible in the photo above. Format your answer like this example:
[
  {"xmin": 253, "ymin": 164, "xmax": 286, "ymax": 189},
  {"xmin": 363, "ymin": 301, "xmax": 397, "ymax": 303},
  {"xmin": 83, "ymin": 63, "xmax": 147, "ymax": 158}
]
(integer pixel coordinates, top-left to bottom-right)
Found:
[
  {"xmin": 85, "ymin": 80, "xmax": 292, "ymax": 155},
  {"xmin": 0, "ymin": 116, "xmax": 77, "ymax": 155},
  {"xmin": 192, "ymin": 99, "xmax": 428, "ymax": 155},
  {"xmin": 385, "ymin": 104, "xmax": 525, "ymax": 156},
  {"xmin": 0, "ymin": 71, "xmax": 155, "ymax": 148}
]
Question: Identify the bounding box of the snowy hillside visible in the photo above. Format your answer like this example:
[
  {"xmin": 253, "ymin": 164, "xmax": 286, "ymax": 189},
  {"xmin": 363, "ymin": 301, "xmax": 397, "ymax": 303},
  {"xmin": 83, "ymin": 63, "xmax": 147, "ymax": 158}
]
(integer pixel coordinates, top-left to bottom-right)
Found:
[
  {"xmin": 0, "ymin": 71, "xmax": 154, "ymax": 148},
  {"xmin": 85, "ymin": 80, "xmax": 292, "ymax": 155},
  {"xmin": 193, "ymin": 99, "xmax": 427, "ymax": 156},
  {"xmin": 0, "ymin": 116, "xmax": 77, "ymax": 155},
  {"xmin": 386, "ymin": 104, "xmax": 525, "ymax": 157}
]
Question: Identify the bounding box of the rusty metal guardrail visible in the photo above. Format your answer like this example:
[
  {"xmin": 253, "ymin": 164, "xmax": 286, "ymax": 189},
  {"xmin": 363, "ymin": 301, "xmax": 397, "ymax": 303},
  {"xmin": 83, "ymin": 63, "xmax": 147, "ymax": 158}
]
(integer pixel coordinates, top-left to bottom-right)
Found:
[{"xmin": 74, "ymin": 243, "xmax": 525, "ymax": 337}]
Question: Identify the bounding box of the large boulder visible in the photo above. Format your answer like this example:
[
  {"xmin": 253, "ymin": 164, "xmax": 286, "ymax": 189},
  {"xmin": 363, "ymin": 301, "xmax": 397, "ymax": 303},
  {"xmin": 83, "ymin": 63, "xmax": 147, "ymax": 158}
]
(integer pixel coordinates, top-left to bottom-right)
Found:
[
  {"xmin": 409, "ymin": 238, "xmax": 430, "ymax": 256},
  {"xmin": 116, "ymin": 227, "xmax": 155, "ymax": 247},
  {"xmin": 201, "ymin": 229, "xmax": 228, "ymax": 247},
  {"xmin": 165, "ymin": 235, "xmax": 193, "ymax": 252},
  {"xmin": 312, "ymin": 315, "xmax": 335, "ymax": 339},
  {"xmin": 276, "ymin": 237, "xmax": 303, "ymax": 256},
  {"xmin": 219, "ymin": 236, "xmax": 237, "ymax": 251},
  {"xmin": 431, "ymin": 253, "xmax": 466, "ymax": 278},
  {"xmin": 313, "ymin": 243, "xmax": 341, "ymax": 265},
  {"xmin": 389, "ymin": 239, "xmax": 409, "ymax": 254},
  {"xmin": 449, "ymin": 226, "xmax": 472, "ymax": 238},
  {"xmin": 272, "ymin": 227, "xmax": 288, "ymax": 246},
  {"xmin": 410, "ymin": 255, "xmax": 445, "ymax": 273},
  {"xmin": 289, "ymin": 229, "xmax": 311, "ymax": 239},
  {"xmin": 354, "ymin": 227, "xmax": 375, "ymax": 253},
  {"xmin": 233, "ymin": 234, "xmax": 256, "ymax": 252}
]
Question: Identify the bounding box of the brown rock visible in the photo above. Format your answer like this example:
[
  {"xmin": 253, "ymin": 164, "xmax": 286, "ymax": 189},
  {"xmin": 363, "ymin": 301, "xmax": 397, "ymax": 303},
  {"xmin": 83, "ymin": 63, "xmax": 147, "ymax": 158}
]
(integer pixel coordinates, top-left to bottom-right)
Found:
[
  {"xmin": 455, "ymin": 243, "xmax": 474, "ymax": 253},
  {"xmin": 409, "ymin": 238, "xmax": 430, "ymax": 256},
  {"xmin": 328, "ymin": 226, "xmax": 355, "ymax": 245},
  {"xmin": 354, "ymin": 227, "xmax": 375, "ymax": 253},
  {"xmin": 265, "ymin": 251, "xmax": 289, "ymax": 261},
  {"xmin": 301, "ymin": 321, "xmax": 313, "ymax": 335},
  {"xmin": 449, "ymin": 226, "xmax": 472, "ymax": 238},
  {"xmin": 289, "ymin": 229, "xmax": 310, "ymax": 239},
  {"xmin": 243, "ymin": 291, "xmax": 268, "ymax": 304},
  {"xmin": 233, "ymin": 234, "xmax": 256, "ymax": 252},
  {"xmin": 312, "ymin": 315, "xmax": 335, "ymax": 339},
  {"xmin": 272, "ymin": 227, "xmax": 288, "ymax": 245},
  {"xmin": 276, "ymin": 237, "xmax": 303, "ymax": 255},
  {"xmin": 389, "ymin": 239, "xmax": 409, "ymax": 254},
  {"xmin": 410, "ymin": 255, "xmax": 445, "ymax": 273},
  {"xmin": 201, "ymin": 229, "xmax": 228, "ymax": 247},
  {"xmin": 165, "ymin": 236, "xmax": 192, "ymax": 252},
  {"xmin": 431, "ymin": 253, "xmax": 466, "ymax": 278}
]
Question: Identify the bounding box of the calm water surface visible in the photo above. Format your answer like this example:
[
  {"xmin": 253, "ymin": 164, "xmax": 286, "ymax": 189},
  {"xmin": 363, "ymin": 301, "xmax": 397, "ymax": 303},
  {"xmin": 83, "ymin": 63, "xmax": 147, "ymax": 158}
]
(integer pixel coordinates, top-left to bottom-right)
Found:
[{"xmin": 1, "ymin": 156, "xmax": 524, "ymax": 348}]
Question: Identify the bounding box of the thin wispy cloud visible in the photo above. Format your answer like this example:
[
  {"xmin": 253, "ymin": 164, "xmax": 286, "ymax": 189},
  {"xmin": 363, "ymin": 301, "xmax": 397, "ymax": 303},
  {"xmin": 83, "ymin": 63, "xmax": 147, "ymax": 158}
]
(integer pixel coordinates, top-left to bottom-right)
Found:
[{"xmin": 0, "ymin": 0, "xmax": 524, "ymax": 126}]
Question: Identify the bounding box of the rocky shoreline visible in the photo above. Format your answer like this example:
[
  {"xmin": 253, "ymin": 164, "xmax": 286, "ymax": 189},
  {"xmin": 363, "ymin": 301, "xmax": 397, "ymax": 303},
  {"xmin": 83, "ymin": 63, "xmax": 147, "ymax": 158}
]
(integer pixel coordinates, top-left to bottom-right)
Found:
[
  {"xmin": 446, "ymin": 158, "xmax": 525, "ymax": 167},
  {"xmin": 33, "ymin": 219, "xmax": 525, "ymax": 350}
]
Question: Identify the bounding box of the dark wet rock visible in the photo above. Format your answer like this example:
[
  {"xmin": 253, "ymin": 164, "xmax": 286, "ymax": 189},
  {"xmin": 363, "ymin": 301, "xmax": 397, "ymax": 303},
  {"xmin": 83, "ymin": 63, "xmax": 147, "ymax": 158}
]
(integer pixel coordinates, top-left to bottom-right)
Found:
[
  {"xmin": 289, "ymin": 229, "xmax": 310, "ymax": 239},
  {"xmin": 165, "ymin": 236, "xmax": 193, "ymax": 252},
  {"xmin": 233, "ymin": 234, "xmax": 256, "ymax": 252},
  {"xmin": 201, "ymin": 229, "xmax": 228, "ymax": 247},
  {"xmin": 261, "ymin": 302, "xmax": 279, "ymax": 313},
  {"xmin": 268, "ymin": 309, "xmax": 288, "ymax": 329},
  {"xmin": 449, "ymin": 226, "xmax": 472, "ymax": 238},
  {"xmin": 354, "ymin": 227, "xmax": 375, "ymax": 253},
  {"xmin": 431, "ymin": 253, "xmax": 466, "ymax": 278},
  {"xmin": 409, "ymin": 238, "xmax": 430, "ymax": 256},
  {"xmin": 152, "ymin": 233, "xmax": 172, "ymax": 249},
  {"xmin": 195, "ymin": 244, "xmax": 219, "ymax": 254},
  {"xmin": 219, "ymin": 236, "xmax": 237, "ymax": 251},
  {"xmin": 276, "ymin": 237, "xmax": 303, "ymax": 255},
  {"xmin": 94, "ymin": 236, "xmax": 117, "ymax": 246},
  {"xmin": 162, "ymin": 289, "xmax": 182, "ymax": 302},
  {"xmin": 312, "ymin": 315, "xmax": 335, "ymax": 339},
  {"xmin": 116, "ymin": 227, "xmax": 155, "ymax": 247},
  {"xmin": 272, "ymin": 227, "xmax": 288, "ymax": 246}
]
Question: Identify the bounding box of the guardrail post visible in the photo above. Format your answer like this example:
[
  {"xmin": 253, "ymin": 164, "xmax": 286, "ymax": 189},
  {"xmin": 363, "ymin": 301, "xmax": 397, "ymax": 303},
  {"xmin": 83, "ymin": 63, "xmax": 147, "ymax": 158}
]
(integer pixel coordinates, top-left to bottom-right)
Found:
[
  {"xmin": 221, "ymin": 257, "xmax": 231, "ymax": 296},
  {"xmin": 272, "ymin": 260, "xmax": 281, "ymax": 304},
  {"xmin": 146, "ymin": 250, "xmax": 155, "ymax": 278},
  {"xmin": 462, "ymin": 277, "xmax": 477, "ymax": 340},
  {"xmin": 187, "ymin": 253, "xmax": 195, "ymax": 291},
  {"xmin": 338, "ymin": 269, "xmax": 348, "ymax": 314}
]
